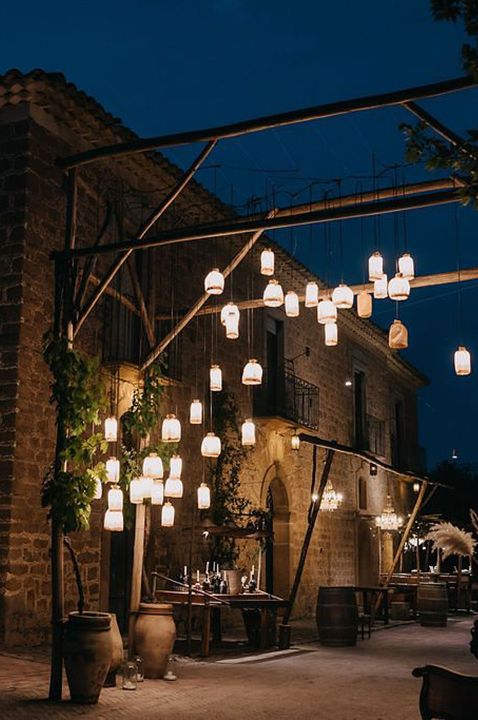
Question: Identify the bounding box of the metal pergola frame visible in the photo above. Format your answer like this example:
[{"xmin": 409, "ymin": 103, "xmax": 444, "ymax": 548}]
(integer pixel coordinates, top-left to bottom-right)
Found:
[{"xmin": 49, "ymin": 74, "xmax": 478, "ymax": 700}]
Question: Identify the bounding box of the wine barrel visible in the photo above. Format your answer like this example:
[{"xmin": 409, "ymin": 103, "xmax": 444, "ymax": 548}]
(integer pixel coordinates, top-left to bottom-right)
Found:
[
  {"xmin": 316, "ymin": 586, "xmax": 358, "ymax": 647},
  {"xmin": 417, "ymin": 582, "xmax": 448, "ymax": 627}
]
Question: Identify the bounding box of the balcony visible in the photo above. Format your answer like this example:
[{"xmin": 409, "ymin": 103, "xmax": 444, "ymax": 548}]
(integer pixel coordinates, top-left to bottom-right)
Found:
[{"xmin": 253, "ymin": 366, "xmax": 319, "ymax": 430}]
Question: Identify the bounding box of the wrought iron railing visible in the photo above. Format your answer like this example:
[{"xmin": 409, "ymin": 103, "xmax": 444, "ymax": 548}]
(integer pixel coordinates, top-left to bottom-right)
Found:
[{"xmin": 253, "ymin": 367, "xmax": 319, "ymax": 430}]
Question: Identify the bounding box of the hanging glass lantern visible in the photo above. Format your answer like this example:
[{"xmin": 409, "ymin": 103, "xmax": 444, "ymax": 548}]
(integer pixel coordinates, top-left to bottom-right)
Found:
[
  {"xmin": 189, "ymin": 399, "xmax": 203, "ymax": 425},
  {"xmin": 210, "ymin": 364, "xmax": 223, "ymax": 392},
  {"xmin": 373, "ymin": 274, "xmax": 388, "ymax": 299},
  {"xmin": 398, "ymin": 252, "xmax": 415, "ymax": 279},
  {"xmin": 93, "ymin": 477, "xmax": 103, "ymax": 500},
  {"xmin": 263, "ymin": 279, "xmax": 284, "ymax": 307},
  {"xmin": 151, "ymin": 481, "xmax": 164, "ymax": 506},
  {"xmin": 241, "ymin": 419, "xmax": 256, "ymax": 446},
  {"xmin": 375, "ymin": 495, "xmax": 403, "ymax": 531},
  {"xmin": 161, "ymin": 501, "xmax": 175, "ymax": 527},
  {"xmin": 204, "ymin": 268, "xmax": 224, "ymax": 295},
  {"xmin": 161, "ymin": 414, "xmax": 181, "ymax": 442},
  {"xmin": 388, "ymin": 273, "xmax": 410, "ymax": 300},
  {"xmin": 197, "ymin": 482, "xmax": 211, "ymax": 510},
  {"xmin": 317, "ymin": 298, "xmax": 337, "ymax": 325},
  {"xmin": 332, "ymin": 283, "xmax": 354, "ymax": 309},
  {"xmin": 169, "ymin": 455, "xmax": 183, "ymax": 480},
  {"xmin": 138, "ymin": 476, "xmax": 153, "ymax": 500},
  {"xmin": 291, "ymin": 433, "xmax": 300, "ymax": 451},
  {"xmin": 201, "ymin": 432, "xmax": 221, "ymax": 458},
  {"xmin": 324, "ymin": 322, "xmax": 338, "ymax": 347},
  {"xmin": 454, "ymin": 346, "xmax": 471, "ymax": 376},
  {"xmin": 106, "ymin": 456, "xmax": 120, "ymax": 483},
  {"xmin": 413, "ymin": 481, "xmax": 420, "ymax": 493},
  {"xmin": 368, "ymin": 251, "xmax": 384, "ymax": 281},
  {"xmin": 142, "ymin": 452, "xmax": 164, "ymax": 479},
  {"xmin": 357, "ymin": 290, "xmax": 372, "ymax": 318},
  {"xmin": 305, "ymin": 281, "xmax": 319, "ymax": 308},
  {"xmin": 242, "ymin": 359, "xmax": 263, "ymax": 385},
  {"xmin": 389, "ymin": 319, "xmax": 408, "ymax": 349},
  {"xmin": 129, "ymin": 478, "xmax": 143, "ymax": 505},
  {"xmin": 225, "ymin": 314, "xmax": 239, "ymax": 340},
  {"xmin": 104, "ymin": 416, "xmax": 118, "ymax": 442},
  {"xmin": 285, "ymin": 291, "xmax": 300, "ymax": 317},
  {"xmin": 260, "ymin": 248, "xmax": 275, "ymax": 276},
  {"xmin": 321, "ymin": 479, "xmax": 343, "ymax": 511},
  {"xmin": 220, "ymin": 302, "xmax": 240, "ymax": 325},
  {"xmin": 104, "ymin": 509, "xmax": 124, "ymax": 532},
  {"xmin": 165, "ymin": 476, "xmax": 183, "ymax": 499},
  {"xmin": 108, "ymin": 485, "xmax": 123, "ymax": 511}
]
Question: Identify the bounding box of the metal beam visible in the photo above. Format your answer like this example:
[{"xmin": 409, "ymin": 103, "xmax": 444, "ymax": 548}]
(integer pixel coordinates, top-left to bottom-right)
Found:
[
  {"xmin": 73, "ymin": 140, "xmax": 217, "ymax": 338},
  {"xmin": 57, "ymin": 76, "xmax": 476, "ymax": 169},
  {"xmin": 65, "ymin": 189, "xmax": 461, "ymax": 260},
  {"xmin": 126, "ymin": 257, "xmax": 156, "ymax": 346}
]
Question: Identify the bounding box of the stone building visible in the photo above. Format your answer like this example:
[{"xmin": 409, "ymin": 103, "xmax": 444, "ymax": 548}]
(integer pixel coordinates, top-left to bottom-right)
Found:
[{"xmin": 0, "ymin": 69, "xmax": 426, "ymax": 646}]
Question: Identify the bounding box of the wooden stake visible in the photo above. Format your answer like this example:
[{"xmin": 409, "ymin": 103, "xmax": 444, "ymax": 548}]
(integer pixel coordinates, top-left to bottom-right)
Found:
[{"xmin": 128, "ymin": 503, "xmax": 146, "ymax": 657}]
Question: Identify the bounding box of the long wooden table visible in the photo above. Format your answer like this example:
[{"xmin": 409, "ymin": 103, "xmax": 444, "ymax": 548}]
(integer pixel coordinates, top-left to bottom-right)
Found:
[
  {"xmin": 381, "ymin": 572, "xmax": 473, "ymax": 613},
  {"xmin": 155, "ymin": 589, "xmax": 288, "ymax": 657}
]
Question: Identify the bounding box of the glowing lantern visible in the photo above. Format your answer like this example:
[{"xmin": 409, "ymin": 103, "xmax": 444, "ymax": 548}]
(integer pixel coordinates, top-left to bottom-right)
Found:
[
  {"xmin": 204, "ymin": 268, "xmax": 224, "ymax": 295},
  {"xmin": 197, "ymin": 483, "xmax": 211, "ymax": 510},
  {"xmin": 373, "ymin": 274, "xmax": 388, "ymax": 299},
  {"xmin": 104, "ymin": 416, "xmax": 118, "ymax": 442},
  {"xmin": 357, "ymin": 290, "xmax": 372, "ymax": 318},
  {"xmin": 305, "ymin": 281, "xmax": 319, "ymax": 308},
  {"xmin": 104, "ymin": 509, "xmax": 124, "ymax": 532},
  {"xmin": 291, "ymin": 434, "xmax": 300, "ymax": 451},
  {"xmin": 210, "ymin": 365, "xmax": 223, "ymax": 392},
  {"xmin": 161, "ymin": 414, "xmax": 181, "ymax": 442},
  {"xmin": 260, "ymin": 248, "xmax": 275, "ymax": 276},
  {"xmin": 413, "ymin": 481, "xmax": 420, "ymax": 493},
  {"xmin": 454, "ymin": 346, "xmax": 471, "ymax": 376},
  {"xmin": 189, "ymin": 399, "xmax": 203, "ymax": 425},
  {"xmin": 108, "ymin": 485, "xmax": 123, "ymax": 511},
  {"xmin": 151, "ymin": 481, "xmax": 164, "ymax": 506},
  {"xmin": 201, "ymin": 432, "xmax": 221, "ymax": 458},
  {"xmin": 138, "ymin": 476, "xmax": 153, "ymax": 499},
  {"xmin": 398, "ymin": 252, "xmax": 415, "ymax": 279},
  {"xmin": 324, "ymin": 322, "xmax": 338, "ymax": 347},
  {"xmin": 129, "ymin": 478, "xmax": 143, "ymax": 504},
  {"xmin": 225, "ymin": 314, "xmax": 239, "ymax": 340},
  {"xmin": 332, "ymin": 283, "xmax": 354, "ymax": 309},
  {"xmin": 241, "ymin": 419, "xmax": 256, "ymax": 446},
  {"xmin": 317, "ymin": 298, "xmax": 337, "ymax": 325},
  {"xmin": 220, "ymin": 302, "xmax": 240, "ymax": 325},
  {"xmin": 93, "ymin": 477, "xmax": 103, "ymax": 500},
  {"xmin": 106, "ymin": 456, "xmax": 120, "ymax": 483},
  {"xmin": 285, "ymin": 291, "xmax": 300, "ymax": 317},
  {"xmin": 142, "ymin": 453, "xmax": 164, "ymax": 479},
  {"xmin": 263, "ymin": 279, "xmax": 284, "ymax": 307},
  {"xmin": 169, "ymin": 455, "xmax": 183, "ymax": 480},
  {"xmin": 388, "ymin": 273, "xmax": 410, "ymax": 301},
  {"xmin": 389, "ymin": 319, "xmax": 408, "ymax": 349},
  {"xmin": 242, "ymin": 359, "xmax": 263, "ymax": 385},
  {"xmin": 165, "ymin": 476, "xmax": 183, "ymax": 498},
  {"xmin": 368, "ymin": 251, "xmax": 384, "ymax": 281},
  {"xmin": 161, "ymin": 501, "xmax": 175, "ymax": 527}
]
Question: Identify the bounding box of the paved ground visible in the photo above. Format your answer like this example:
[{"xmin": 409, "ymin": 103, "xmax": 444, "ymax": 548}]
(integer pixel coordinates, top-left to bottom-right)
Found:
[{"xmin": 1, "ymin": 618, "xmax": 477, "ymax": 720}]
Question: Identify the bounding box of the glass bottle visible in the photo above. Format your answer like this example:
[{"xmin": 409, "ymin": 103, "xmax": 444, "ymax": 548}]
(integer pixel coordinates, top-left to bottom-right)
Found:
[
  {"xmin": 135, "ymin": 656, "xmax": 144, "ymax": 682},
  {"xmin": 122, "ymin": 660, "xmax": 138, "ymax": 690}
]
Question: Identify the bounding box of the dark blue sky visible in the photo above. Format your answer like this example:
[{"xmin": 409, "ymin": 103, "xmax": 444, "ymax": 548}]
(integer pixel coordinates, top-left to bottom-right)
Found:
[{"xmin": 2, "ymin": 1, "xmax": 477, "ymax": 469}]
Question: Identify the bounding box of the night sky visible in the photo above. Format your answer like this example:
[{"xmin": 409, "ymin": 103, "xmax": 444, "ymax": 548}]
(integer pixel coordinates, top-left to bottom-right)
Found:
[{"xmin": 1, "ymin": 1, "xmax": 477, "ymax": 469}]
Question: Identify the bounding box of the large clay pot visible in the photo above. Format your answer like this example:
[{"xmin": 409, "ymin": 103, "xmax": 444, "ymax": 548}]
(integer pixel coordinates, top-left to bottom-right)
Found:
[
  {"xmin": 63, "ymin": 611, "xmax": 112, "ymax": 704},
  {"xmin": 104, "ymin": 613, "xmax": 124, "ymax": 687},
  {"xmin": 133, "ymin": 603, "xmax": 176, "ymax": 679},
  {"xmin": 224, "ymin": 569, "xmax": 242, "ymax": 595},
  {"xmin": 418, "ymin": 582, "xmax": 448, "ymax": 627},
  {"xmin": 316, "ymin": 586, "xmax": 358, "ymax": 647}
]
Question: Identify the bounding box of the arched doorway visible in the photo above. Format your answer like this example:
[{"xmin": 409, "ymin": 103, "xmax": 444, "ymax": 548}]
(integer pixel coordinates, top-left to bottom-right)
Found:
[{"xmin": 265, "ymin": 477, "xmax": 290, "ymax": 599}]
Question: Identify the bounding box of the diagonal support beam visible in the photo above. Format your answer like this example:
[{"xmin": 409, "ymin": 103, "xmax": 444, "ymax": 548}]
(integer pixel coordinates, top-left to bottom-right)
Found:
[
  {"xmin": 126, "ymin": 257, "xmax": 156, "ymax": 346},
  {"xmin": 73, "ymin": 140, "xmax": 217, "ymax": 338},
  {"xmin": 141, "ymin": 209, "xmax": 277, "ymax": 371}
]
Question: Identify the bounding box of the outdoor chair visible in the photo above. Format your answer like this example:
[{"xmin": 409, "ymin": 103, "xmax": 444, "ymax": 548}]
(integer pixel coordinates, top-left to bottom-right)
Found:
[{"xmin": 412, "ymin": 665, "xmax": 478, "ymax": 720}]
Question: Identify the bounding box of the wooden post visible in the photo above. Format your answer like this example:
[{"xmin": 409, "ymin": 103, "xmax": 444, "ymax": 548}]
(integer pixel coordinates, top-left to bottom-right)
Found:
[{"xmin": 128, "ymin": 503, "xmax": 146, "ymax": 657}]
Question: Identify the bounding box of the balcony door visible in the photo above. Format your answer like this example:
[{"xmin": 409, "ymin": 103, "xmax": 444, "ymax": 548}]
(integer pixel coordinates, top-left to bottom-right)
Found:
[{"xmin": 266, "ymin": 316, "xmax": 284, "ymax": 415}]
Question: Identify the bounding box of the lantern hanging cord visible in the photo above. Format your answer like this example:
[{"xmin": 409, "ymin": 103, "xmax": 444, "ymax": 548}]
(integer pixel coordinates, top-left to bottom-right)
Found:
[{"xmin": 454, "ymin": 203, "xmax": 464, "ymax": 343}]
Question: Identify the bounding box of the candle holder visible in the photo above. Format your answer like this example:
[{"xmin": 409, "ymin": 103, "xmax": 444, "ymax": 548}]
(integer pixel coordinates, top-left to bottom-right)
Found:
[
  {"xmin": 135, "ymin": 656, "xmax": 144, "ymax": 682},
  {"xmin": 122, "ymin": 660, "xmax": 138, "ymax": 690}
]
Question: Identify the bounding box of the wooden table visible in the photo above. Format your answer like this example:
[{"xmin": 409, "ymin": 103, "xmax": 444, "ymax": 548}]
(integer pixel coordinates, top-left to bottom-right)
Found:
[
  {"xmin": 155, "ymin": 589, "xmax": 288, "ymax": 657},
  {"xmin": 381, "ymin": 572, "xmax": 473, "ymax": 613},
  {"xmin": 354, "ymin": 586, "xmax": 391, "ymax": 624}
]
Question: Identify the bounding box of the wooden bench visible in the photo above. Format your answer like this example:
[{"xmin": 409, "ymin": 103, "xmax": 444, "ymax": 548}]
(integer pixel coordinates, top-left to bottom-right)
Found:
[{"xmin": 412, "ymin": 665, "xmax": 478, "ymax": 720}]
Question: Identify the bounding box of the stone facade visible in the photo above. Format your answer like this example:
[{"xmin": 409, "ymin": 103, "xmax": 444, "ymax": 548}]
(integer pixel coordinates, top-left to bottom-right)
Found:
[{"xmin": 0, "ymin": 70, "xmax": 426, "ymax": 645}]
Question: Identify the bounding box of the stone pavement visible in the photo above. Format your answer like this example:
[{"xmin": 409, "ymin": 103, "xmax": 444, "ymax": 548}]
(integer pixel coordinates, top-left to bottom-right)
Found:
[{"xmin": 1, "ymin": 618, "xmax": 477, "ymax": 720}]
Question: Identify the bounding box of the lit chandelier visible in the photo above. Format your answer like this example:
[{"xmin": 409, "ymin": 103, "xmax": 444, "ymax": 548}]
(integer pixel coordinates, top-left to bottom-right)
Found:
[
  {"xmin": 321, "ymin": 479, "xmax": 343, "ymax": 511},
  {"xmin": 375, "ymin": 495, "xmax": 403, "ymax": 531}
]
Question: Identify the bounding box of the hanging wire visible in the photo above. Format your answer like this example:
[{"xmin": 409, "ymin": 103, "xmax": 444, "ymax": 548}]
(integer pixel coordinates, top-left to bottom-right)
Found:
[{"xmin": 453, "ymin": 203, "xmax": 464, "ymax": 344}]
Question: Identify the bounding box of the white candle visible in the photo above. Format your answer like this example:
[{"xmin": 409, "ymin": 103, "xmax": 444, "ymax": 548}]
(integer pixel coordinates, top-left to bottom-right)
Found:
[
  {"xmin": 196, "ymin": 570, "xmax": 200, "ymax": 583},
  {"xmin": 183, "ymin": 566, "xmax": 187, "ymax": 577},
  {"xmin": 206, "ymin": 561, "xmax": 209, "ymax": 574}
]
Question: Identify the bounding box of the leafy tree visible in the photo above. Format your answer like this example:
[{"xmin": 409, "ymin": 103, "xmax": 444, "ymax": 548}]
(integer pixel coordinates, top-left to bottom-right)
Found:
[{"xmin": 424, "ymin": 459, "xmax": 478, "ymax": 526}]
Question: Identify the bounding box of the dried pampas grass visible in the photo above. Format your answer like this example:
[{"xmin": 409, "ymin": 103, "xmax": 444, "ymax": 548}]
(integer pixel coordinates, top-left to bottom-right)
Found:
[{"xmin": 426, "ymin": 522, "xmax": 476, "ymax": 559}]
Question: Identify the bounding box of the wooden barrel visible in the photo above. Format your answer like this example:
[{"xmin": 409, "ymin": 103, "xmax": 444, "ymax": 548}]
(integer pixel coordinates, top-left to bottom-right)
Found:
[
  {"xmin": 134, "ymin": 603, "xmax": 176, "ymax": 678},
  {"xmin": 316, "ymin": 586, "xmax": 358, "ymax": 647},
  {"xmin": 417, "ymin": 582, "xmax": 448, "ymax": 627}
]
